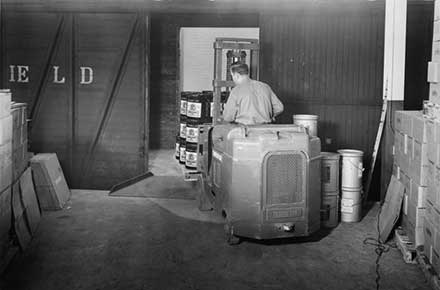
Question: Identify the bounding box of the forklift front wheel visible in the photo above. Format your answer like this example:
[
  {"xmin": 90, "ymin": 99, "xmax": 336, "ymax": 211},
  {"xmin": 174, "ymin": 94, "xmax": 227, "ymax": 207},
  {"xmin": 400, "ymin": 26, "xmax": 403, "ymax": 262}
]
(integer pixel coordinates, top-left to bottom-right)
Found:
[{"xmin": 224, "ymin": 224, "xmax": 241, "ymax": 245}]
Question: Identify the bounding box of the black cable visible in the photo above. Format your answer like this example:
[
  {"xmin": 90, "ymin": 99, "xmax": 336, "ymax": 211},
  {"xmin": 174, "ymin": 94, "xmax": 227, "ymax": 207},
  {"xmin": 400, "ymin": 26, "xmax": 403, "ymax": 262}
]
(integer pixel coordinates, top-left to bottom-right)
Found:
[{"xmin": 363, "ymin": 202, "xmax": 397, "ymax": 290}]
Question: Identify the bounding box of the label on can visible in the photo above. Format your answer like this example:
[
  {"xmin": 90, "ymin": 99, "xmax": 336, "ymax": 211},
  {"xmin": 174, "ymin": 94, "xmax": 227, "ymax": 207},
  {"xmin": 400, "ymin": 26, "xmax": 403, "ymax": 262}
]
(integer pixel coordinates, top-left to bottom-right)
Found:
[
  {"xmin": 175, "ymin": 143, "xmax": 180, "ymax": 157},
  {"xmin": 341, "ymin": 205, "xmax": 354, "ymax": 213},
  {"xmin": 180, "ymin": 100, "xmax": 187, "ymax": 115},
  {"xmin": 185, "ymin": 151, "xmax": 197, "ymax": 167},
  {"xmin": 180, "ymin": 123, "xmax": 186, "ymax": 138},
  {"xmin": 341, "ymin": 198, "xmax": 354, "ymax": 207},
  {"xmin": 187, "ymin": 102, "xmax": 202, "ymax": 118},
  {"xmin": 179, "ymin": 147, "xmax": 186, "ymax": 162},
  {"xmin": 186, "ymin": 127, "xmax": 199, "ymax": 143}
]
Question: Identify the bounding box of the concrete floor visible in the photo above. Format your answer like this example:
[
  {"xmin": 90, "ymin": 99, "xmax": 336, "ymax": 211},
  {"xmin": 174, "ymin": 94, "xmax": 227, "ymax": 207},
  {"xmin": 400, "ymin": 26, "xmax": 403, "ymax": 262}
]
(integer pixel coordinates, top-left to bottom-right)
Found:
[
  {"xmin": 0, "ymin": 150, "xmax": 432, "ymax": 290},
  {"xmin": 0, "ymin": 189, "xmax": 432, "ymax": 290}
]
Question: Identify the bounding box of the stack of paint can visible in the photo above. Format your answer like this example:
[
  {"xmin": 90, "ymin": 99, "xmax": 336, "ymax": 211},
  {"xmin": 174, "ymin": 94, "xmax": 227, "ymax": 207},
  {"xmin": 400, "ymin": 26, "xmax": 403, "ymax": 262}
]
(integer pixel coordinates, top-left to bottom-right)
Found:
[
  {"xmin": 185, "ymin": 91, "xmax": 213, "ymax": 169},
  {"xmin": 320, "ymin": 152, "xmax": 341, "ymax": 228},
  {"xmin": 177, "ymin": 92, "xmax": 190, "ymax": 164},
  {"xmin": 338, "ymin": 149, "xmax": 364, "ymax": 223}
]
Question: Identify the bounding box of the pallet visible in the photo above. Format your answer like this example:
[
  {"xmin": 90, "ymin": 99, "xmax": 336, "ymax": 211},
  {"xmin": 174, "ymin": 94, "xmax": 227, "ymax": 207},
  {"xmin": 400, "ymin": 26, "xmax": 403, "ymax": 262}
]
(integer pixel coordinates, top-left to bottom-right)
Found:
[
  {"xmin": 417, "ymin": 248, "xmax": 440, "ymax": 290},
  {"xmin": 395, "ymin": 228, "xmax": 417, "ymax": 264}
]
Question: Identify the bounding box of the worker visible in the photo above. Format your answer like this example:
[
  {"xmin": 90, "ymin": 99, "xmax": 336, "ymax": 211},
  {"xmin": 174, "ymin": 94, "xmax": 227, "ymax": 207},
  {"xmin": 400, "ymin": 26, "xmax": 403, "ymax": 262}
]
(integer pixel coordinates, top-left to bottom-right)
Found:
[{"xmin": 223, "ymin": 63, "xmax": 284, "ymax": 125}]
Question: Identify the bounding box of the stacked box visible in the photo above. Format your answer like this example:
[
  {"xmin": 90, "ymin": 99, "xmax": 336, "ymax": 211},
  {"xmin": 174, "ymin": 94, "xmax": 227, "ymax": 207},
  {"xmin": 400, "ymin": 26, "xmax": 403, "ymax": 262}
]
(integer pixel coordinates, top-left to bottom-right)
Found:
[
  {"xmin": 394, "ymin": 111, "xmax": 428, "ymax": 247},
  {"xmin": 0, "ymin": 90, "xmax": 12, "ymax": 263},
  {"xmin": 424, "ymin": 3, "xmax": 440, "ymax": 271},
  {"xmin": 11, "ymin": 103, "xmax": 28, "ymax": 181}
]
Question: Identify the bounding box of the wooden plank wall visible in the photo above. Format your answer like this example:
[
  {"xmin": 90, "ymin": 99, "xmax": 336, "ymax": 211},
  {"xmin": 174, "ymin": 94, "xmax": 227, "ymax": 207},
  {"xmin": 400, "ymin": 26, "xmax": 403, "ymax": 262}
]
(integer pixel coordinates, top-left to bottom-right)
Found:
[
  {"xmin": 259, "ymin": 4, "xmax": 385, "ymax": 197},
  {"xmin": 149, "ymin": 13, "xmax": 259, "ymax": 149}
]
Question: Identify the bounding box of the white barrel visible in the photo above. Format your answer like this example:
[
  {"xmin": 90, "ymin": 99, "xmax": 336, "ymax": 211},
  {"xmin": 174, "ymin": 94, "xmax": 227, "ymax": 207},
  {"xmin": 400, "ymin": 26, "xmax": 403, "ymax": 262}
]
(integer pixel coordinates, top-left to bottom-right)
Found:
[
  {"xmin": 338, "ymin": 149, "xmax": 364, "ymax": 190},
  {"xmin": 293, "ymin": 114, "xmax": 318, "ymax": 137},
  {"xmin": 321, "ymin": 195, "xmax": 339, "ymax": 228},
  {"xmin": 321, "ymin": 152, "xmax": 340, "ymax": 193}
]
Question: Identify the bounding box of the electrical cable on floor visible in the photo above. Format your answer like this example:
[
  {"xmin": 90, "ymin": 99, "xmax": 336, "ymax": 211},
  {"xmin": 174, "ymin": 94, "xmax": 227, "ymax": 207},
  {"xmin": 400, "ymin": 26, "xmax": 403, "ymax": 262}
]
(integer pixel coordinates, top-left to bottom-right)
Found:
[{"xmin": 363, "ymin": 202, "xmax": 397, "ymax": 290}]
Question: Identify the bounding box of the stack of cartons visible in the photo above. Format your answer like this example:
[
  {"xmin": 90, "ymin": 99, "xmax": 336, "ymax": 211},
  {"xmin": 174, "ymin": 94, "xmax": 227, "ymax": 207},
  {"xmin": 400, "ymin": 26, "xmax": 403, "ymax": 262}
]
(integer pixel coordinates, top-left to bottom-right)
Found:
[
  {"xmin": 394, "ymin": 111, "xmax": 428, "ymax": 248},
  {"xmin": 11, "ymin": 103, "xmax": 28, "ymax": 180},
  {"xmin": 422, "ymin": 0, "xmax": 440, "ymax": 274},
  {"xmin": 0, "ymin": 90, "xmax": 13, "ymax": 263}
]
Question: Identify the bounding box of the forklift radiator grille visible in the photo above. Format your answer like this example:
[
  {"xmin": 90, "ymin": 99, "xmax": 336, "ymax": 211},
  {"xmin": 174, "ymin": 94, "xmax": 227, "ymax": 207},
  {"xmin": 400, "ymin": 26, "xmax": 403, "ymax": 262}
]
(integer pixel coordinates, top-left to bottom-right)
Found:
[{"xmin": 266, "ymin": 153, "xmax": 305, "ymax": 205}]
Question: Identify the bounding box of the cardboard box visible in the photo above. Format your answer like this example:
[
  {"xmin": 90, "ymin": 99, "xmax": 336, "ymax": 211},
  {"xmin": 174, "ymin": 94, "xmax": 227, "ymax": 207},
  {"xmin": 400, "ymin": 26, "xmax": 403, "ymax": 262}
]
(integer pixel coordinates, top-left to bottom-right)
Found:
[
  {"xmin": 426, "ymin": 119, "xmax": 438, "ymax": 144},
  {"xmin": 436, "ymin": 1, "xmax": 440, "ymax": 22},
  {"xmin": 430, "ymin": 83, "xmax": 440, "ymax": 104},
  {"xmin": 408, "ymin": 200, "xmax": 425, "ymax": 229},
  {"xmin": 395, "ymin": 111, "xmax": 405, "ymax": 133},
  {"xmin": 406, "ymin": 135, "xmax": 413, "ymax": 156},
  {"xmin": 411, "ymin": 181, "xmax": 427, "ymax": 209},
  {"xmin": 412, "ymin": 113, "xmax": 428, "ymax": 143},
  {"xmin": 425, "ymin": 217, "xmax": 435, "ymax": 258},
  {"xmin": 429, "ymin": 61, "xmax": 440, "ymax": 83},
  {"xmin": 0, "ymin": 91, "xmax": 11, "ymax": 120},
  {"xmin": 428, "ymin": 142, "xmax": 439, "ymax": 165},
  {"xmin": 434, "ymin": 40, "xmax": 440, "ymax": 62},
  {"xmin": 410, "ymin": 140, "xmax": 429, "ymax": 186},
  {"xmin": 427, "ymin": 200, "xmax": 436, "ymax": 224},
  {"xmin": 428, "ymin": 161, "xmax": 437, "ymax": 205},
  {"xmin": 30, "ymin": 153, "xmax": 70, "ymax": 210},
  {"xmin": 0, "ymin": 187, "xmax": 11, "ymax": 240},
  {"xmin": 0, "ymin": 161, "xmax": 12, "ymax": 194},
  {"xmin": 434, "ymin": 20, "xmax": 440, "ymax": 42},
  {"xmin": 0, "ymin": 115, "xmax": 12, "ymax": 145}
]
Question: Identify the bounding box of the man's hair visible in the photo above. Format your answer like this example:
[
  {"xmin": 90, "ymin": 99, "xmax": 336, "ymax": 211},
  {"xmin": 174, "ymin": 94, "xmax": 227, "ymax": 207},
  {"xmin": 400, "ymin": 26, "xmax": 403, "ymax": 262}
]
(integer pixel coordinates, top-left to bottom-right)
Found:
[{"xmin": 230, "ymin": 63, "xmax": 249, "ymax": 75}]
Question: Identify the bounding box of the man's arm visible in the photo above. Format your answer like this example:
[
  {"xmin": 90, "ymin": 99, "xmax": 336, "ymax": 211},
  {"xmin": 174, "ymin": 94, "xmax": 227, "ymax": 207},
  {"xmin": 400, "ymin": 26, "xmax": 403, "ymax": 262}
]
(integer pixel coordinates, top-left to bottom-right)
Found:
[
  {"xmin": 269, "ymin": 87, "xmax": 284, "ymax": 117},
  {"xmin": 222, "ymin": 91, "xmax": 238, "ymax": 122}
]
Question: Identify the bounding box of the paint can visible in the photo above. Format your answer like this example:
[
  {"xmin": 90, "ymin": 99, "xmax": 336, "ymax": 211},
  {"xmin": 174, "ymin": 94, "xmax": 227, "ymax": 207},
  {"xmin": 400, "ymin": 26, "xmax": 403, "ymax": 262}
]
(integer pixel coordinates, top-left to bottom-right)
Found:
[
  {"xmin": 179, "ymin": 138, "xmax": 186, "ymax": 164},
  {"xmin": 185, "ymin": 142, "xmax": 198, "ymax": 169},
  {"xmin": 293, "ymin": 114, "xmax": 318, "ymax": 137},
  {"xmin": 321, "ymin": 152, "xmax": 340, "ymax": 193},
  {"xmin": 337, "ymin": 149, "xmax": 364, "ymax": 191},
  {"xmin": 175, "ymin": 135, "xmax": 180, "ymax": 160}
]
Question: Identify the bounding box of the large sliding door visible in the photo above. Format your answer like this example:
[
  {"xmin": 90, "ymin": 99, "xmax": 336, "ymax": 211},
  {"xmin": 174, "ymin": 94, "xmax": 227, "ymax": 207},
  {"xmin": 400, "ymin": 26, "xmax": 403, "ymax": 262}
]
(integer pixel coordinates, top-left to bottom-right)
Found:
[{"xmin": 1, "ymin": 12, "xmax": 149, "ymax": 189}]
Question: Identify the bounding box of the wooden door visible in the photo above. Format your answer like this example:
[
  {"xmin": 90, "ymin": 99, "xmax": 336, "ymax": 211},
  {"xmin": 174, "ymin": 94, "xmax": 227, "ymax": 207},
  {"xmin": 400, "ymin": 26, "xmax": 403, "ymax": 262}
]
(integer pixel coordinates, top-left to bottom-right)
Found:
[{"xmin": 1, "ymin": 12, "xmax": 149, "ymax": 189}]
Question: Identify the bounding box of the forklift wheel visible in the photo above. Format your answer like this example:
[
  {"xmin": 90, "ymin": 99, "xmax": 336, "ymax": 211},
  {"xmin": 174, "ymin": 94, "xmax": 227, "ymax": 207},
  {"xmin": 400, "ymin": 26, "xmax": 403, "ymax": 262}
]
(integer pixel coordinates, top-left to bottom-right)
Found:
[{"xmin": 224, "ymin": 224, "xmax": 241, "ymax": 245}]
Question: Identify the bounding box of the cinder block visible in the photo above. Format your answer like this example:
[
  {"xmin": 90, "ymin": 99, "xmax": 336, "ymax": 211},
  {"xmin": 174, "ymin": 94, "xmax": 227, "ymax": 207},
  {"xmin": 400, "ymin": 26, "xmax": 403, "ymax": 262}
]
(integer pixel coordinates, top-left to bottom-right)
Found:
[
  {"xmin": 428, "ymin": 142, "xmax": 439, "ymax": 165},
  {"xmin": 424, "ymin": 217, "xmax": 435, "ymax": 259},
  {"xmin": 426, "ymin": 119, "xmax": 438, "ymax": 144},
  {"xmin": 410, "ymin": 140, "xmax": 429, "ymax": 186}
]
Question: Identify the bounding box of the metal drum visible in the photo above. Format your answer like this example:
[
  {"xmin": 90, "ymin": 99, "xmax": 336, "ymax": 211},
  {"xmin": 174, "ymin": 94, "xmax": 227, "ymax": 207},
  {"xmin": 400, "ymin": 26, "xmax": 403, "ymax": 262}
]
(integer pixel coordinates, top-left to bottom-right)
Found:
[
  {"xmin": 187, "ymin": 92, "xmax": 211, "ymax": 123},
  {"xmin": 179, "ymin": 138, "xmax": 186, "ymax": 164},
  {"xmin": 175, "ymin": 135, "xmax": 180, "ymax": 160},
  {"xmin": 185, "ymin": 142, "xmax": 198, "ymax": 169}
]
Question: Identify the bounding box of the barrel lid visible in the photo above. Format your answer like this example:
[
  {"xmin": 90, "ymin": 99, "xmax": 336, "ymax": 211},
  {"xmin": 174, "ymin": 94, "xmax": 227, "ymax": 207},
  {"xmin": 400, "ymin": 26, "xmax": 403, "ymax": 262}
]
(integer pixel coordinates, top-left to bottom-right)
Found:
[
  {"xmin": 337, "ymin": 149, "xmax": 364, "ymax": 157},
  {"xmin": 321, "ymin": 152, "xmax": 340, "ymax": 160},
  {"xmin": 293, "ymin": 114, "xmax": 318, "ymax": 120}
]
